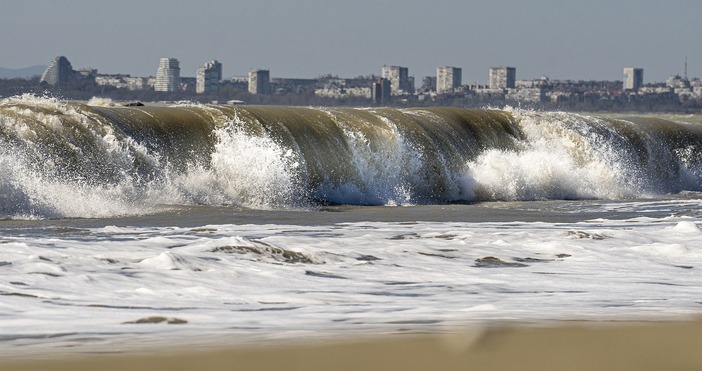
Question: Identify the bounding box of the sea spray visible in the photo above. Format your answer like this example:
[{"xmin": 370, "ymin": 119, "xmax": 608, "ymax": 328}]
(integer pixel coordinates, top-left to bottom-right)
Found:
[
  {"xmin": 465, "ymin": 109, "xmax": 702, "ymax": 201},
  {"xmin": 0, "ymin": 95, "xmax": 163, "ymax": 218},
  {"xmin": 2, "ymin": 95, "xmax": 702, "ymax": 219},
  {"xmin": 315, "ymin": 109, "xmax": 421, "ymax": 205},
  {"xmin": 467, "ymin": 110, "xmax": 635, "ymax": 200},
  {"xmin": 208, "ymin": 123, "xmax": 303, "ymax": 208}
]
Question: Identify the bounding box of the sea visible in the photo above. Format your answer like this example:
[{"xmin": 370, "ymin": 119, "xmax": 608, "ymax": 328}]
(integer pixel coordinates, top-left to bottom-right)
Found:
[{"xmin": 1, "ymin": 94, "xmax": 702, "ymax": 356}]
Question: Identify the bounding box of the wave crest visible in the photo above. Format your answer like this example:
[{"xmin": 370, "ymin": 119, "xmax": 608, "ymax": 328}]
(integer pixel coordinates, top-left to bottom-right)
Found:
[{"xmin": 2, "ymin": 96, "xmax": 702, "ymax": 218}]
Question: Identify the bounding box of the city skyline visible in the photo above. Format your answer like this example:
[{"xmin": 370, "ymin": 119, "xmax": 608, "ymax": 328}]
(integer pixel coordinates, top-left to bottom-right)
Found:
[
  {"xmin": 35, "ymin": 55, "xmax": 675, "ymax": 90},
  {"xmin": 1, "ymin": 0, "xmax": 700, "ymax": 84}
]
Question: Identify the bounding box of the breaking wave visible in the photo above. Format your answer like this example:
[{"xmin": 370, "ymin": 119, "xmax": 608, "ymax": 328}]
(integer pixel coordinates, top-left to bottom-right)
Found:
[{"xmin": 2, "ymin": 94, "xmax": 702, "ymax": 219}]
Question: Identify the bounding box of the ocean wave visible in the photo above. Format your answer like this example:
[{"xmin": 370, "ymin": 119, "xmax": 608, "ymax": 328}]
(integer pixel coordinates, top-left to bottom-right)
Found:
[{"xmin": 2, "ymin": 95, "xmax": 702, "ymax": 218}]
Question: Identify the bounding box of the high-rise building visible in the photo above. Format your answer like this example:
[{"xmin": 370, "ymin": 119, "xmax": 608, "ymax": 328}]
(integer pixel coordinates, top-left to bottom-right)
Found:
[
  {"xmin": 196, "ymin": 60, "xmax": 223, "ymax": 94},
  {"xmin": 372, "ymin": 78, "xmax": 392, "ymax": 105},
  {"xmin": 489, "ymin": 67, "xmax": 516, "ymax": 90},
  {"xmin": 155, "ymin": 58, "xmax": 180, "ymax": 92},
  {"xmin": 40, "ymin": 56, "xmax": 79, "ymax": 85},
  {"xmin": 421, "ymin": 76, "xmax": 437, "ymax": 92},
  {"xmin": 623, "ymin": 67, "xmax": 644, "ymax": 91},
  {"xmin": 381, "ymin": 65, "xmax": 413, "ymax": 95},
  {"xmin": 248, "ymin": 69, "xmax": 270, "ymax": 94},
  {"xmin": 436, "ymin": 66, "xmax": 462, "ymax": 94}
]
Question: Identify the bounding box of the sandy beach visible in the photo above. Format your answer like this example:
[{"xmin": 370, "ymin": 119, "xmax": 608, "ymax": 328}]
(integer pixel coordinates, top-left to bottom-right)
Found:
[{"xmin": 2, "ymin": 319, "xmax": 701, "ymax": 371}]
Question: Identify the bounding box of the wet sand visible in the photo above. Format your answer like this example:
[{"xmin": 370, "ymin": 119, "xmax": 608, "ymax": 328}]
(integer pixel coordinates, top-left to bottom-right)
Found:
[{"xmin": 3, "ymin": 320, "xmax": 701, "ymax": 371}]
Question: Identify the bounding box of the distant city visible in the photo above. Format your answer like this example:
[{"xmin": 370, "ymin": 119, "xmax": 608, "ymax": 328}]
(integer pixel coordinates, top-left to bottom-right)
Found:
[{"xmin": 2, "ymin": 55, "xmax": 702, "ymax": 112}]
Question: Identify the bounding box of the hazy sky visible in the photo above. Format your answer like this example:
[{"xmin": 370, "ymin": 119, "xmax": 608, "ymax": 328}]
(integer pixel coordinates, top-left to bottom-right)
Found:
[{"xmin": 1, "ymin": 0, "xmax": 700, "ymax": 83}]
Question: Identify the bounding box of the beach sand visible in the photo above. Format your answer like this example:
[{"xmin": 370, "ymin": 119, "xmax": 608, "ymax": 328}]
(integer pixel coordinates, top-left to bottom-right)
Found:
[{"xmin": 2, "ymin": 319, "xmax": 701, "ymax": 371}]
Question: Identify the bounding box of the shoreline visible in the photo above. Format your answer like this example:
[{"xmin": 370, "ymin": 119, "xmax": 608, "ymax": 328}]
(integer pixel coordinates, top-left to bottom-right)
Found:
[
  {"xmin": 3, "ymin": 319, "xmax": 702, "ymax": 370},
  {"xmin": 1, "ymin": 198, "xmax": 691, "ymax": 230}
]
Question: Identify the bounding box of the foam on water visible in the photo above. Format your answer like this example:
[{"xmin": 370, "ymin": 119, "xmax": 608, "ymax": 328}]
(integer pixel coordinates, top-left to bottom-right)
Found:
[{"xmin": 2, "ymin": 200, "xmax": 702, "ymax": 355}]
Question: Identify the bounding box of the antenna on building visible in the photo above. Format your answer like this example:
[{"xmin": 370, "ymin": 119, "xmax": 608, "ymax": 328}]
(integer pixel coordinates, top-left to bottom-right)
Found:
[{"xmin": 684, "ymin": 56, "xmax": 688, "ymax": 81}]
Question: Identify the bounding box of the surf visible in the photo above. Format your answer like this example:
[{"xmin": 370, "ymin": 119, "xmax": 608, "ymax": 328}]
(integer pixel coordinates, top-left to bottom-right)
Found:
[{"xmin": 2, "ymin": 94, "xmax": 702, "ymax": 219}]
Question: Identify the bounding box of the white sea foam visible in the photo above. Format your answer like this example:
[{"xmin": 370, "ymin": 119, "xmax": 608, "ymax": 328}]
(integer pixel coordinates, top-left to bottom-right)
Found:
[
  {"xmin": 207, "ymin": 124, "xmax": 301, "ymax": 208},
  {"xmin": 0, "ymin": 99, "xmax": 303, "ymax": 217},
  {"xmin": 1, "ymin": 201, "xmax": 702, "ymax": 355},
  {"xmin": 86, "ymin": 97, "xmax": 117, "ymax": 107},
  {"xmin": 467, "ymin": 110, "xmax": 644, "ymax": 200}
]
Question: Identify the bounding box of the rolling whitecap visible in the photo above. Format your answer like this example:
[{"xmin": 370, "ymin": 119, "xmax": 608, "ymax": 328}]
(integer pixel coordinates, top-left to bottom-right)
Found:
[{"xmin": 2, "ymin": 94, "xmax": 702, "ymax": 219}]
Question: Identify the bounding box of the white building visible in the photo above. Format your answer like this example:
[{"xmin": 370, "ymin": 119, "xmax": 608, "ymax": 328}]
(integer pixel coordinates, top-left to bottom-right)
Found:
[
  {"xmin": 381, "ymin": 65, "xmax": 412, "ymax": 95},
  {"xmin": 623, "ymin": 67, "xmax": 644, "ymax": 91},
  {"xmin": 40, "ymin": 56, "xmax": 78, "ymax": 85},
  {"xmin": 95, "ymin": 75, "xmax": 128, "ymax": 89},
  {"xmin": 489, "ymin": 67, "xmax": 516, "ymax": 90},
  {"xmin": 196, "ymin": 60, "xmax": 223, "ymax": 94},
  {"xmin": 248, "ymin": 69, "xmax": 270, "ymax": 94},
  {"xmin": 506, "ymin": 87, "xmax": 544, "ymax": 103},
  {"xmin": 436, "ymin": 66, "xmax": 462, "ymax": 94},
  {"xmin": 124, "ymin": 76, "xmax": 148, "ymax": 91},
  {"xmin": 315, "ymin": 84, "xmax": 372, "ymax": 99},
  {"xmin": 94, "ymin": 74, "xmax": 148, "ymax": 91},
  {"xmin": 666, "ymin": 75, "xmax": 689, "ymax": 89},
  {"xmin": 155, "ymin": 58, "xmax": 180, "ymax": 92}
]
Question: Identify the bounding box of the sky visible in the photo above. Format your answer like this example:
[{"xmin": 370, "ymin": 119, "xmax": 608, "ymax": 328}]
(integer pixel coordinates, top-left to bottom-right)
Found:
[{"xmin": 1, "ymin": 0, "xmax": 700, "ymax": 84}]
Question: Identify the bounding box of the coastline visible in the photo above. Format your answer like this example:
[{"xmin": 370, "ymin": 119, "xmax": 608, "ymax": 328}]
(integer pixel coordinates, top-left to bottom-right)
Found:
[{"xmin": 3, "ymin": 319, "xmax": 701, "ymax": 371}]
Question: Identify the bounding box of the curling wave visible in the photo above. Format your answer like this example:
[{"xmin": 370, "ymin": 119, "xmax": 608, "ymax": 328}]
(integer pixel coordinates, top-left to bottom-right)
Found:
[{"xmin": 1, "ymin": 94, "xmax": 702, "ymax": 218}]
